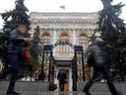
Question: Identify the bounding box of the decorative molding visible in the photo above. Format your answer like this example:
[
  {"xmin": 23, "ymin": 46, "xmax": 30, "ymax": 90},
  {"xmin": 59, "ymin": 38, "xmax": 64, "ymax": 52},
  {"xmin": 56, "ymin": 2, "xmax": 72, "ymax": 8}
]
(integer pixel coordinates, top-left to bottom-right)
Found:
[{"xmin": 30, "ymin": 12, "xmax": 97, "ymax": 46}]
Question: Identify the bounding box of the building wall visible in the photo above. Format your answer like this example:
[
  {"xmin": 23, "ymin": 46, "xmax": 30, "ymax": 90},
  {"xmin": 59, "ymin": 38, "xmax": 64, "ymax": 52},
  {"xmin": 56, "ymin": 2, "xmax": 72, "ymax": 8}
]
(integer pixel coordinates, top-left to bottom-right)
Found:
[
  {"xmin": 30, "ymin": 12, "xmax": 98, "ymax": 80},
  {"xmin": 30, "ymin": 12, "xmax": 98, "ymax": 46}
]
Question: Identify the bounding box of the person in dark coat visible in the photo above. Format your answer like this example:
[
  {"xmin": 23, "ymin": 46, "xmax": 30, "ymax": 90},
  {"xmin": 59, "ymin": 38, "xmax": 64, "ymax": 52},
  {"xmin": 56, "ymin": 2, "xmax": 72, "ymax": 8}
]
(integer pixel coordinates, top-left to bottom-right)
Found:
[
  {"xmin": 57, "ymin": 69, "xmax": 67, "ymax": 91},
  {"xmin": 83, "ymin": 38, "xmax": 121, "ymax": 95},
  {"xmin": 6, "ymin": 24, "xmax": 30, "ymax": 95},
  {"xmin": 6, "ymin": 46, "xmax": 21, "ymax": 95}
]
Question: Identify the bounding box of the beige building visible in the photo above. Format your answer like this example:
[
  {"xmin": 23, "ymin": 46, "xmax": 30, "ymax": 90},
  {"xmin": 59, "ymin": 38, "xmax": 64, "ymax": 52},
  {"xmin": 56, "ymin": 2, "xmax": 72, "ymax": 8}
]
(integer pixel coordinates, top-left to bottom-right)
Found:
[
  {"xmin": 30, "ymin": 12, "xmax": 98, "ymax": 46},
  {"xmin": 30, "ymin": 12, "xmax": 98, "ymax": 85}
]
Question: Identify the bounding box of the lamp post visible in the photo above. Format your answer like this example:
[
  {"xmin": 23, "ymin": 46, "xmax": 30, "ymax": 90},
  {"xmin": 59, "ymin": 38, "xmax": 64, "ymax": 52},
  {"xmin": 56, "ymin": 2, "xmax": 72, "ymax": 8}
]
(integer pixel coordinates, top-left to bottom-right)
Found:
[
  {"xmin": 43, "ymin": 45, "xmax": 55, "ymax": 90},
  {"xmin": 72, "ymin": 46, "xmax": 81, "ymax": 91},
  {"xmin": 81, "ymin": 46, "xmax": 85, "ymax": 81}
]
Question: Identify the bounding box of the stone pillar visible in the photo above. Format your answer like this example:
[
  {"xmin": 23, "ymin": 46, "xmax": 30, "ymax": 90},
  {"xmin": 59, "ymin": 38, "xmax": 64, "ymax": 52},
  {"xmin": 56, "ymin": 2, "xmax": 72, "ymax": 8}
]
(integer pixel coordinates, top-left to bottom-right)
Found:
[
  {"xmin": 53, "ymin": 29, "xmax": 57, "ymax": 44},
  {"xmin": 54, "ymin": 67, "xmax": 59, "ymax": 90},
  {"xmin": 69, "ymin": 68, "xmax": 73, "ymax": 91}
]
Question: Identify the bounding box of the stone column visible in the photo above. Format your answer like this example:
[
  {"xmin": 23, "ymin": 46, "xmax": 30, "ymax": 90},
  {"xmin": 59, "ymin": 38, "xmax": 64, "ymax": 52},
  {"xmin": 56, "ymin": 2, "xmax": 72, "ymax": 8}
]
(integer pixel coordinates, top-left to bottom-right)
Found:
[
  {"xmin": 54, "ymin": 67, "xmax": 59, "ymax": 91},
  {"xmin": 69, "ymin": 68, "xmax": 73, "ymax": 91}
]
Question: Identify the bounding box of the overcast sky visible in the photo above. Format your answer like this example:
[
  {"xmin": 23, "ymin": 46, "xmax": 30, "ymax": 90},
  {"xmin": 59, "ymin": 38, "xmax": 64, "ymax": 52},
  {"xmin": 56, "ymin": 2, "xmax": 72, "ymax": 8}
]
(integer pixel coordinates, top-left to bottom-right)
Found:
[{"xmin": 0, "ymin": 0, "xmax": 126, "ymax": 29}]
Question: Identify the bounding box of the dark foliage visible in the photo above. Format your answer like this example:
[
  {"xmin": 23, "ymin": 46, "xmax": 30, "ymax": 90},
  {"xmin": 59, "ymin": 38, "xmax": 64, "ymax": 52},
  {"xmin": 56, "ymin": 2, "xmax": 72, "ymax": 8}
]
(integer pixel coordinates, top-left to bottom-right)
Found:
[
  {"xmin": 97, "ymin": 0, "xmax": 126, "ymax": 79},
  {"xmin": 0, "ymin": 0, "xmax": 30, "ymax": 61}
]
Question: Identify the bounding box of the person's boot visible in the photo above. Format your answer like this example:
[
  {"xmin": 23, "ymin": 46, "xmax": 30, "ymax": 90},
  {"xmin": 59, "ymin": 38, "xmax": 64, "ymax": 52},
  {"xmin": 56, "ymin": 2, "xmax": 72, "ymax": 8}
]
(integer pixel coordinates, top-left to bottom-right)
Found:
[
  {"xmin": 83, "ymin": 89, "xmax": 91, "ymax": 95},
  {"xmin": 84, "ymin": 91, "xmax": 91, "ymax": 95},
  {"xmin": 112, "ymin": 91, "xmax": 122, "ymax": 95}
]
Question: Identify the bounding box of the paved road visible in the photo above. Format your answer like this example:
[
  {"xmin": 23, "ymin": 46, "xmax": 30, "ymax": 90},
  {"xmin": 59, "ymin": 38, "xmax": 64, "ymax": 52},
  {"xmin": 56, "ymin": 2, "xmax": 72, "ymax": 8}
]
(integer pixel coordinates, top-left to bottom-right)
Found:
[{"xmin": 0, "ymin": 81, "xmax": 126, "ymax": 95}]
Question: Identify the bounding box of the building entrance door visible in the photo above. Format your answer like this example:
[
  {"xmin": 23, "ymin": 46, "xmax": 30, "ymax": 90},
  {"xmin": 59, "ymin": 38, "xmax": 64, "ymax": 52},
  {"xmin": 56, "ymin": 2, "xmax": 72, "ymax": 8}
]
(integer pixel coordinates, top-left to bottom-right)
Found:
[
  {"xmin": 64, "ymin": 68, "xmax": 69, "ymax": 92},
  {"xmin": 54, "ymin": 66, "xmax": 73, "ymax": 92}
]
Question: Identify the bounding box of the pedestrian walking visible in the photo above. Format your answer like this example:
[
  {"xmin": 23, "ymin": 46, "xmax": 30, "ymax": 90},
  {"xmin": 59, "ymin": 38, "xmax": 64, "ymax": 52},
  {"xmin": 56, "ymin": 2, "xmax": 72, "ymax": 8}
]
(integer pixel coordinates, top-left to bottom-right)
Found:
[
  {"xmin": 6, "ymin": 24, "xmax": 30, "ymax": 95},
  {"xmin": 83, "ymin": 38, "xmax": 121, "ymax": 95},
  {"xmin": 57, "ymin": 69, "xmax": 67, "ymax": 91}
]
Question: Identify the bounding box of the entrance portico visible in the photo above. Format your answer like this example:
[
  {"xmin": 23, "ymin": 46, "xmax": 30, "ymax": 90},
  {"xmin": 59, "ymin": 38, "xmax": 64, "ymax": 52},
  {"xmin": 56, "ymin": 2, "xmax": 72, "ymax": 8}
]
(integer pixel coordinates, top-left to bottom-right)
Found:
[
  {"xmin": 54, "ymin": 61, "xmax": 73, "ymax": 92},
  {"xmin": 53, "ymin": 41, "xmax": 75, "ymax": 91},
  {"xmin": 41, "ymin": 32, "xmax": 85, "ymax": 91}
]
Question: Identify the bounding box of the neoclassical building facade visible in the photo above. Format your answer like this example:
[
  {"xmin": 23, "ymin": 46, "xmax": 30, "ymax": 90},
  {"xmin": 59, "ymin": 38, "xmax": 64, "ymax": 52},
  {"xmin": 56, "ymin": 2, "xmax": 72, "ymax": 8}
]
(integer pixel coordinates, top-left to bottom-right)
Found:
[
  {"xmin": 30, "ymin": 12, "xmax": 98, "ymax": 46},
  {"xmin": 29, "ymin": 12, "xmax": 98, "ymax": 86}
]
